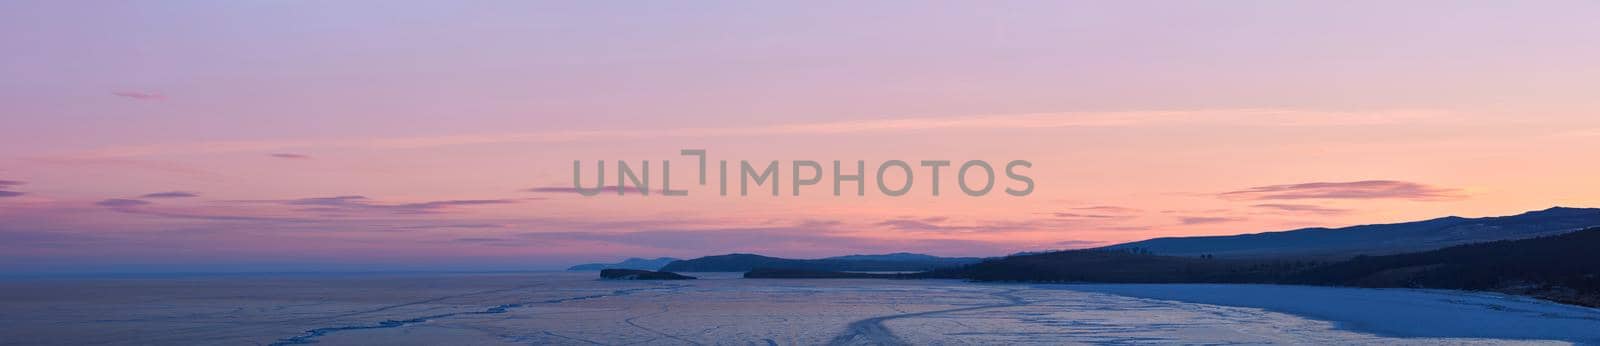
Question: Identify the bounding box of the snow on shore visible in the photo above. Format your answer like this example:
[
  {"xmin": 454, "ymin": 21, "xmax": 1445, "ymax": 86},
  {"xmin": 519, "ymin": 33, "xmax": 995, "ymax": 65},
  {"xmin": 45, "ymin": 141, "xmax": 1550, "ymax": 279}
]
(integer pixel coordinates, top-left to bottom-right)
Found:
[{"xmin": 1055, "ymin": 283, "xmax": 1600, "ymax": 344}]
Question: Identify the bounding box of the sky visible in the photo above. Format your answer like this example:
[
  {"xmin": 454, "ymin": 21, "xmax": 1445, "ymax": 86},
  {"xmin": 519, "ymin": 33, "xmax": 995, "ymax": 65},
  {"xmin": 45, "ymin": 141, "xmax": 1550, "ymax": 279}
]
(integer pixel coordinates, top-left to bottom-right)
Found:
[{"xmin": 3, "ymin": 1, "xmax": 1600, "ymax": 272}]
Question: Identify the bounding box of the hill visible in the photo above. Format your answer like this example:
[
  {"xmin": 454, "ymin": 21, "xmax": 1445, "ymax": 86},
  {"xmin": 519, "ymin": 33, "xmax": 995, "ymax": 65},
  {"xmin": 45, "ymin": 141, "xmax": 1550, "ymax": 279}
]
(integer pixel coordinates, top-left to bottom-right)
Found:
[
  {"xmin": 1288, "ymin": 227, "xmax": 1600, "ymax": 306},
  {"xmin": 742, "ymin": 268, "xmax": 909, "ymax": 279},
  {"xmin": 947, "ymin": 226, "xmax": 1600, "ymax": 307},
  {"xmin": 659, "ymin": 253, "xmax": 981, "ymax": 272},
  {"xmin": 1105, "ymin": 207, "xmax": 1600, "ymax": 259},
  {"xmin": 567, "ymin": 257, "xmax": 680, "ymax": 271},
  {"xmin": 598, "ymin": 269, "xmax": 696, "ymax": 280},
  {"xmin": 824, "ymin": 252, "xmax": 983, "ymax": 263},
  {"xmin": 938, "ymin": 249, "xmax": 1312, "ymax": 283}
]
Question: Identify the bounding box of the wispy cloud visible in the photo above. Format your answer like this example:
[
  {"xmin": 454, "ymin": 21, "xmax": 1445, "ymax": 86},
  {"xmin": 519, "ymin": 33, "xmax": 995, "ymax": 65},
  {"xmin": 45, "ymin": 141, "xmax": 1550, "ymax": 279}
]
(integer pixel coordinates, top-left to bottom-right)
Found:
[
  {"xmin": 67, "ymin": 108, "xmax": 1448, "ymax": 158},
  {"xmin": 513, "ymin": 225, "xmax": 1013, "ymax": 257},
  {"xmin": 0, "ymin": 180, "xmax": 21, "ymax": 198},
  {"xmin": 1055, "ymin": 240, "xmax": 1106, "ymax": 248},
  {"xmin": 0, "ymin": 201, "xmax": 1044, "ymax": 261},
  {"xmin": 1251, "ymin": 203, "xmax": 1351, "ymax": 215},
  {"xmin": 112, "ymin": 91, "xmax": 165, "ymax": 101},
  {"xmin": 452, "ymin": 237, "xmax": 510, "ymax": 243},
  {"xmin": 1179, "ymin": 216, "xmax": 1244, "ymax": 225},
  {"xmin": 392, "ymin": 223, "xmax": 506, "ymax": 231},
  {"xmin": 111, "ymin": 208, "xmax": 314, "ymax": 223},
  {"xmin": 525, "ymin": 186, "xmax": 661, "ymax": 195},
  {"xmin": 140, "ymin": 191, "xmax": 200, "ymax": 199},
  {"xmin": 872, "ymin": 217, "xmax": 1055, "ymax": 234},
  {"xmin": 874, "ymin": 219, "xmax": 948, "ymax": 231},
  {"xmin": 84, "ymin": 195, "xmax": 530, "ymax": 226},
  {"xmin": 1220, "ymin": 180, "xmax": 1465, "ymax": 201},
  {"xmin": 269, "ymin": 153, "xmax": 311, "ymax": 159},
  {"xmin": 95, "ymin": 198, "xmax": 152, "ymax": 208},
  {"xmin": 1072, "ymin": 205, "xmax": 1140, "ymax": 213},
  {"xmin": 283, "ymin": 195, "xmax": 518, "ymax": 215},
  {"xmin": 1051, "ymin": 212, "xmax": 1119, "ymax": 219},
  {"xmin": 86, "ymin": 195, "xmax": 524, "ymax": 224}
]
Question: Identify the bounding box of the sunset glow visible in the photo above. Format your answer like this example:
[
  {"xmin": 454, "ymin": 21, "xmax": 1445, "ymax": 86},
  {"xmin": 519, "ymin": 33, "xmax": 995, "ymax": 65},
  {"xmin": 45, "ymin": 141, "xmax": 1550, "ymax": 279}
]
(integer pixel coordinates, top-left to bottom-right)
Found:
[{"xmin": 4, "ymin": 1, "xmax": 1600, "ymax": 273}]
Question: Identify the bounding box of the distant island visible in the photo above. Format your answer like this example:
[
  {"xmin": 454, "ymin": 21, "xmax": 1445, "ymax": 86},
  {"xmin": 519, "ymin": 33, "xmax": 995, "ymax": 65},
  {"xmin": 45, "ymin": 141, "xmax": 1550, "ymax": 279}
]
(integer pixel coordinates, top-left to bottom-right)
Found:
[
  {"xmin": 658, "ymin": 252, "xmax": 982, "ymax": 272},
  {"xmin": 598, "ymin": 269, "xmax": 696, "ymax": 280},
  {"xmin": 567, "ymin": 257, "xmax": 680, "ymax": 271}
]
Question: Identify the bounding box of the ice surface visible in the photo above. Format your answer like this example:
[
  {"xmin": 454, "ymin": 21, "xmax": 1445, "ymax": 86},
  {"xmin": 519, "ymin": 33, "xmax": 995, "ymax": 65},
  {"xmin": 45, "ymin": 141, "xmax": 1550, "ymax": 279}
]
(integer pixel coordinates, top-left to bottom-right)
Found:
[
  {"xmin": 1057, "ymin": 284, "xmax": 1600, "ymax": 343},
  {"xmin": 0, "ymin": 272, "xmax": 1594, "ymax": 345}
]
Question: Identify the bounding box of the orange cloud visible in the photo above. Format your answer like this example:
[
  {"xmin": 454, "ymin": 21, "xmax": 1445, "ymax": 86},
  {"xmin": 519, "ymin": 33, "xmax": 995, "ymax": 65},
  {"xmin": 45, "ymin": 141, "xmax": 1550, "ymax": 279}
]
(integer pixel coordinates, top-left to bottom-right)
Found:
[{"xmin": 1221, "ymin": 180, "xmax": 1466, "ymax": 201}]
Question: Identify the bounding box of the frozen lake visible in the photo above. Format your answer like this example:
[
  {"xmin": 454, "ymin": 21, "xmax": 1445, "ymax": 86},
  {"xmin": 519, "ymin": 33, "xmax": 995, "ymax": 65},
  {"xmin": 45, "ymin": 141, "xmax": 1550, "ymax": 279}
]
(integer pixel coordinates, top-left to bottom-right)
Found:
[{"xmin": 2, "ymin": 272, "xmax": 1597, "ymax": 345}]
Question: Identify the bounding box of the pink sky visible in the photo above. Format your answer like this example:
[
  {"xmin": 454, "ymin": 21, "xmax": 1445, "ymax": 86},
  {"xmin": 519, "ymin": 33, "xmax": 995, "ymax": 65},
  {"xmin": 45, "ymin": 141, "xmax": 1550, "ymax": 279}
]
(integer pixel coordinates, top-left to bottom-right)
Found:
[{"xmin": 3, "ymin": 1, "xmax": 1600, "ymax": 272}]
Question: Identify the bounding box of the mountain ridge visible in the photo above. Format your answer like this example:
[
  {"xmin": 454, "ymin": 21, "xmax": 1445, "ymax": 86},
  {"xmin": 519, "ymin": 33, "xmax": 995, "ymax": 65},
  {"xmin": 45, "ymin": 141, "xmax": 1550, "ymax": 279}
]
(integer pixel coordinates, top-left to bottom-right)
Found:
[
  {"xmin": 942, "ymin": 226, "xmax": 1600, "ymax": 307},
  {"xmin": 1104, "ymin": 206, "xmax": 1600, "ymax": 259},
  {"xmin": 566, "ymin": 257, "xmax": 681, "ymax": 271},
  {"xmin": 660, "ymin": 253, "xmax": 982, "ymax": 272}
]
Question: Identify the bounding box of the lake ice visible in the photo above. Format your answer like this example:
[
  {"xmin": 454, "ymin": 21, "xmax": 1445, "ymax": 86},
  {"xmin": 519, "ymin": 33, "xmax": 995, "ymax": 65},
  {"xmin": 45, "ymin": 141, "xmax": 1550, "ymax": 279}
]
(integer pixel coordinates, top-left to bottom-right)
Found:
[{"xmin": 1, "ymin": 272, "xmax": 1596, "ymax": 345}]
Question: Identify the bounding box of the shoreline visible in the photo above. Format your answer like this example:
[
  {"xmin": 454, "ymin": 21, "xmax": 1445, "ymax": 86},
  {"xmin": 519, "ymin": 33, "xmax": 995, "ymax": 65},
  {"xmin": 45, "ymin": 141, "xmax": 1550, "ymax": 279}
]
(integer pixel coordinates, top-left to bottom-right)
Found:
[{"xmin": 1046, "ymin": 283, "xmax": 1600, "ymax": 344}]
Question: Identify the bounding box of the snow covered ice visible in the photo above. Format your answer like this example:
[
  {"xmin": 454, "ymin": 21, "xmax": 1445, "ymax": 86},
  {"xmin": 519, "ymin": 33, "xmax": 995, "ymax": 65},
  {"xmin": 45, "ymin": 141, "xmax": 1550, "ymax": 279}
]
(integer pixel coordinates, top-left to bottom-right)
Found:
[{"xmin": 2, "ymin": 272, "xmax": 1596, "ymax": 345}]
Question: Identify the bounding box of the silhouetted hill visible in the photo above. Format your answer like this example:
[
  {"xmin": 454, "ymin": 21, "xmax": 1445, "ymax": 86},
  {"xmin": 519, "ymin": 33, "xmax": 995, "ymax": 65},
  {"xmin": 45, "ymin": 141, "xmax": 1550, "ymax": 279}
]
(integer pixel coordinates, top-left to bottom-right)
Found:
[
  {"xmin": 940, "ymin": 249, "xmax": 1312, "ymax": 283},
  {"xmin": 1106, "ymin": 207, "xmax": 1600, "ymax": 259},
  {"xmin": 567, "ymin": 257, "xmax": 680, "ymax": 271},
  {"xmin": 824, "ymin": 252, "xmax": 983, "ymax": 263},
  {"xmin": 598, "ymin": 269, "xmax": 696, "ymax": 280},
  {"xmin": 660, "ymin": 253, "xmax": 980, "ymax": 272},
  {"xmin": 1289, "ymin": 227, "xmax": 1600, "ymax": 307},
  {"xmin": 946, "ymin": 225, "xmax": 1600, "ymax": 307},
  {"xmin": 743, "ymin": 268, "xmax": 907, "ymax": 279}
]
